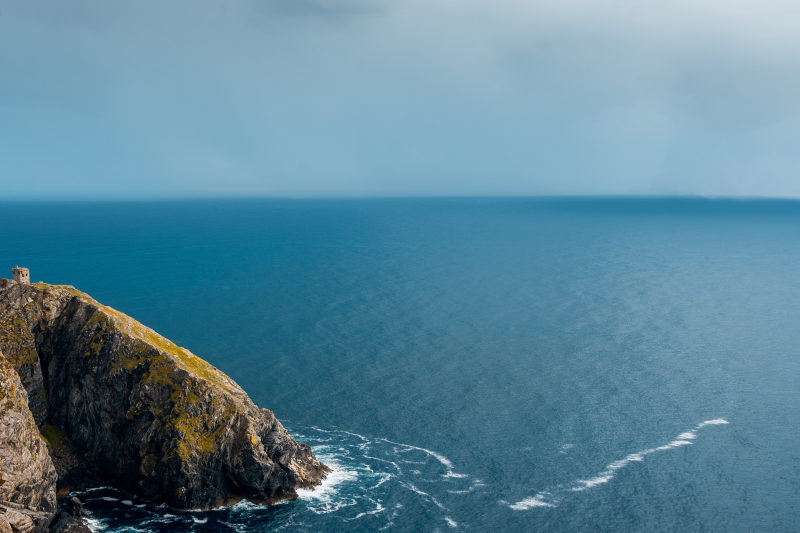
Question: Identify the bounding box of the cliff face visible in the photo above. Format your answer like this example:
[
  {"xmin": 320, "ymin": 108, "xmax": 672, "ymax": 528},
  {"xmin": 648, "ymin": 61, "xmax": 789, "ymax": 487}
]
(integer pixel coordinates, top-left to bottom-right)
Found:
[
  {"xmin": 0, "ymin": 278, "xmax": 328, "ymax": 511},
  {"xmin": 0, "ymin": 349, "xmax": 57, "ymax": 532}
]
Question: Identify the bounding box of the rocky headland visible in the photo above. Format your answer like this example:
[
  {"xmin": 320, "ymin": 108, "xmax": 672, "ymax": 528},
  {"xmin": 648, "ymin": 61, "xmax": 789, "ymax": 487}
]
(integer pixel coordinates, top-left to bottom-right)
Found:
[{"xmin": 0, "ymin": 276, "xmax": 328, "ymax": 532}]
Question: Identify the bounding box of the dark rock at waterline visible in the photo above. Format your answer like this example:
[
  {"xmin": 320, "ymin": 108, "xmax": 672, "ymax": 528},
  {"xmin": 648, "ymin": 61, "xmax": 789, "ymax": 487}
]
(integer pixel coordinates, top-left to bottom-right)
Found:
[
  {"xmin": 46, "ymin": 497, "xmax": 90, "ymax": 533},
  {"xmin": 48, "ymin": 510, "xmax": 90, "ymax": 533}
]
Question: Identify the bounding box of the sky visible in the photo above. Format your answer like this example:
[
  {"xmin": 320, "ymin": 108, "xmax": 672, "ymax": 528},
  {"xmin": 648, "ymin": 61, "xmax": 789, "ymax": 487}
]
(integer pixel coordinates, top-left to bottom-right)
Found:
[{"xmin": 1, "ymin": 0, "xmax": 800, "ymax": 199}]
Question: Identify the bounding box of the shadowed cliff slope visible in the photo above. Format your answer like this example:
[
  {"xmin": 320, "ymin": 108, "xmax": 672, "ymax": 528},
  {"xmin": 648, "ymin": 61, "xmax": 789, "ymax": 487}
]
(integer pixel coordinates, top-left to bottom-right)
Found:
[{"xmin": 0, "ymin": 278, "xmax": 328, "ymax": 512}]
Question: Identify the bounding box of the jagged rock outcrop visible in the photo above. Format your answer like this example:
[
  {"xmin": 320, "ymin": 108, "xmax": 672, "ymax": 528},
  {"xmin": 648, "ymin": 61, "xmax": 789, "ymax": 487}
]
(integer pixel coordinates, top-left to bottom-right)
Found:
[
  {"xmin": 47, "ymin": 498, "xmax": 89, "ymax": 533},
  {"xmin": 0, "ymin": 278, "xmax": 328, "ymax": 511},
  {"xmin": 0, "ymin": 348, "xmax": 58, "ymax": 532}
]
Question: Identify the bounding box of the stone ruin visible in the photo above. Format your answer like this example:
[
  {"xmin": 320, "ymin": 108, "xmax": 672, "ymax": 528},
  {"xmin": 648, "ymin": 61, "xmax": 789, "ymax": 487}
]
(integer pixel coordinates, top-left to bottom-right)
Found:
[{"xmin": 11, "ymin": 266, "xmax": 30, "ymax": 284}]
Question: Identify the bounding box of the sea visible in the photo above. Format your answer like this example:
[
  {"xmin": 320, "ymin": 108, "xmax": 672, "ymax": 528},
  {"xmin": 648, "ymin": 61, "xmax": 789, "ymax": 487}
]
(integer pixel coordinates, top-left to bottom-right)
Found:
[{"xmin": 2, "ymin": 197, "xmax": 799, "ymax": 532}]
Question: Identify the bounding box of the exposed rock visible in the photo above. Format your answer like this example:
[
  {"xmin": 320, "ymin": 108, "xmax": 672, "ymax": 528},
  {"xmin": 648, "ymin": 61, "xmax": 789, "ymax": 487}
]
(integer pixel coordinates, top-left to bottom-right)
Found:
[
  {"xmin": 0, "ymin": 508, "xmax": 35, "ymax": 533},
  {"xmin": 0, "ymin": 278, "xmax": 328, "ymax": 510},
  {"xmin": 46, "ymin": 497, "xmax": 89, "ymax": 533},
  {"xmin": 0, "ymin": 348, "xmax": 58, "ymax": 532},
  {"xmin": 47, "ymin": 512, "xmax": 89, "ymax": 533},
  {"xmin": 0, "ymin": 313, "xmax": 46, "ymax": 425},
  {"xmin": 61, "ymin": 499, "xmax": 85, "ymax": 520}
]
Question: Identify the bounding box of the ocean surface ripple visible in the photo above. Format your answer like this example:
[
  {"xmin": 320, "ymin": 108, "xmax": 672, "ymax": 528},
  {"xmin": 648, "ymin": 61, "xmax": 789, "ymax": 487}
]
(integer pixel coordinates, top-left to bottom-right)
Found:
[{"xmin": 7, "ymin": 198, "xmax": 800, "ymax": 531}]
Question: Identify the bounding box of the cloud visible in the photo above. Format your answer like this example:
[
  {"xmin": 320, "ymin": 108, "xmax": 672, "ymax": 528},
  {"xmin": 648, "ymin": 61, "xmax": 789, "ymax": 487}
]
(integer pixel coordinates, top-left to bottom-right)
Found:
[
  {"xmin": 1, "ymin": 0, "xmax": 800, "ymax": 197},
  {"xmin": 262, "ymin": 0, "xmax": 389, "ymax": 18}
]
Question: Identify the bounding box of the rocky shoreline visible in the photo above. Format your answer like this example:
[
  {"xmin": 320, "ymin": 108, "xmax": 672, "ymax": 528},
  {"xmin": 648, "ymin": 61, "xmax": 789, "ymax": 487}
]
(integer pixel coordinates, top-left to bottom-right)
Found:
[{"xmin": 0, "ymin": 276, "xmax": 329, "ymax": 532}]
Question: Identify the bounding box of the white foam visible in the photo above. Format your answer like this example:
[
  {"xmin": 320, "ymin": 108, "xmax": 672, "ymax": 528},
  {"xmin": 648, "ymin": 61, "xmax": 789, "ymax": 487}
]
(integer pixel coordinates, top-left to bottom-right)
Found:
[
  {"xmin": 402, "ymin": 483, "xmax": 445, "ymax": 509},
  {"xmin": 448, "ymin": 479, "xmax": 486, "ymax": 495},
  {"xmin": 607, "ymin": 452, "xmax": 645, "ymax": 471},
  {"xmin": 654, "ymin": 439, "xmax": 694, "ymax": 451},
  {"xmin": 289, "ymin": 424, "xmax": 475, "ymax": 525},
  {"xmin": 379, "ymin": 438, "xmax": 466, "ymax": 479},
  {"xmin": 363, "ymin": 454, "xmax": 403, "ymax": 473},
  {"xmin": 350, "ymin": 501, "xmax": 385, "ymax": 520},
  {"xmin": 295, "ymin": 455, "xmax": 362, "ymax": 514},
  {"xmin": 368, "ymin": 474, "xmax": 392, "ymax": 489},
  {"xmin": 121, "ymin": 500, "xmax": 133, "ymax": 506},
  {"xmin": 445, "ymin": 516, "xmax": 458, "ymax": 528},
  {"xmin": 296, "ymin": 459, "xmax": 358, "ymax": 502},
  {"xmin": 507, "ymin": 492, "xmax": 557, "ymax": 510},
  {"xmin": 85, "ymin": 517, "xmax": 106, "ymax": 532},
  {"xmin": 100, "ymin": 497, "xmax": 118, "ymax": 502},
  {"xmin": 698, "ymin": 418, "xmax": 729, "ymax": 427},
  {"xmin": 83, "ymin": 486, "xmax": 115, "ymax": 493},
  {"xmin": 403, "ymin": 482, "xmax": 431, "ymax": 498},
  {"xmin": 341, "ymin": 429, "xmax": 370, "ymax": 442},
  {"xmin": 507, "ymin": 417, "xmax": 730, "ymax": 510},
  {"xmin": 220, "ymin": 520, "xmax": 249, "ymax": 533},
  {"xmin": 571, "ymin": 472, "xmax": 614, "ymax": 492},
  {"xmin": 191, "ymin": 517, "xmax": 208, "ymax": 524}
]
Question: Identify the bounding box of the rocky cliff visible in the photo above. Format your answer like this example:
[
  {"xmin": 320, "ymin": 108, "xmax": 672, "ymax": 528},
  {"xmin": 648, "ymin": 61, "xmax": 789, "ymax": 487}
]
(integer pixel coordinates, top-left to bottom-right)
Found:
[
  {"xmin": 0, "ymin": 348, "xmax": 58, "ymax": 532},
  {"xmin": 0, "ymin": 278, "xmax": 328, "ymax": 524}
]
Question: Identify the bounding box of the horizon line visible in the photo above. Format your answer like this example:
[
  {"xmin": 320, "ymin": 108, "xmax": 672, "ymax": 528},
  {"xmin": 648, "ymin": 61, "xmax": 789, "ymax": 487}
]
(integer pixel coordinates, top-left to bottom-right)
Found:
[{"xmin": 2, "ymin": 193, "xmax": 800, "ymax": 203}]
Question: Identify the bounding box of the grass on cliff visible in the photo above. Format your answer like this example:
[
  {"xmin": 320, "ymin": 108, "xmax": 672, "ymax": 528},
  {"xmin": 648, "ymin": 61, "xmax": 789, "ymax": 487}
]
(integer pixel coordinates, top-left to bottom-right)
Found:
[
  {"xmin": 0, "ymin": 314, "xmax": 39, "ymax": 368},
  {"xmin": 39, "ymin": 282, "xmax": 240, "ymax": 395},
  {"xmin": 37, "ymin": 283, "xmax": 248, "ymax": 466}
]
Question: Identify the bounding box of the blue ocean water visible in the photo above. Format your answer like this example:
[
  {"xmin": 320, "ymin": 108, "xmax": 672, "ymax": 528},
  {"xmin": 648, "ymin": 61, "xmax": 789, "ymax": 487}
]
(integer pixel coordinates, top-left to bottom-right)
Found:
[{"xmin": 2, "ymin": 197, "xmax": 800, "ymax": 532}]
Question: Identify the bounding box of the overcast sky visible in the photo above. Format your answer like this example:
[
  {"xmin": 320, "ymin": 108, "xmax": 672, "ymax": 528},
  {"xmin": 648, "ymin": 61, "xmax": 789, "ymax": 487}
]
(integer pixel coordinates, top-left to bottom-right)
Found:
[{"xmin": 2, "ymin": 0, "xmax": 800, "ymax": 198}]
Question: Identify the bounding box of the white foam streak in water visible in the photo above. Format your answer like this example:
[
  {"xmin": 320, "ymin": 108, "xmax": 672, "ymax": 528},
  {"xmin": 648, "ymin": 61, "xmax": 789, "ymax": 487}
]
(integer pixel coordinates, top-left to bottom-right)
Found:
[
  {"xmin": 362, "ymin": 453, "xmax": 403, "ymax": 473},
  {"xmin": 82, "ymin": 487, "xmax": 115, "ymax": 494},
  {"xmin": 699, "ymin": 418, "xmax": 729, "ymax": 426},
  {"xmin": 350, "ymin": 501, "xmax": 386, "ymax": 520},
  {"xmin": 369, "ymin": 474, "xmax": 393, "ymax": 489},
  {"xmin": 507, "ymin": 492, "xmax": 557, "ymax": 510},
  {"xmin": 379, "ymin": 438, "xmax": 466, "ymax": 479},
  {"xmin": 508, "ymin": 418, "xmax": 730, "ymax": 510},
  {"xmin": 448, "ymin": 479, "xmax": 486, "ymax": 494}
]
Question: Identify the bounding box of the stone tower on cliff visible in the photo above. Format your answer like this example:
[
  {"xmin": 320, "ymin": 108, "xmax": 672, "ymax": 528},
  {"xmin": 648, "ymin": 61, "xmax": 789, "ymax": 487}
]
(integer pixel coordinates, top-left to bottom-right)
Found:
[{"xmin": 12, "ymin": 266, "xmax": 30, "ymax": 284}]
